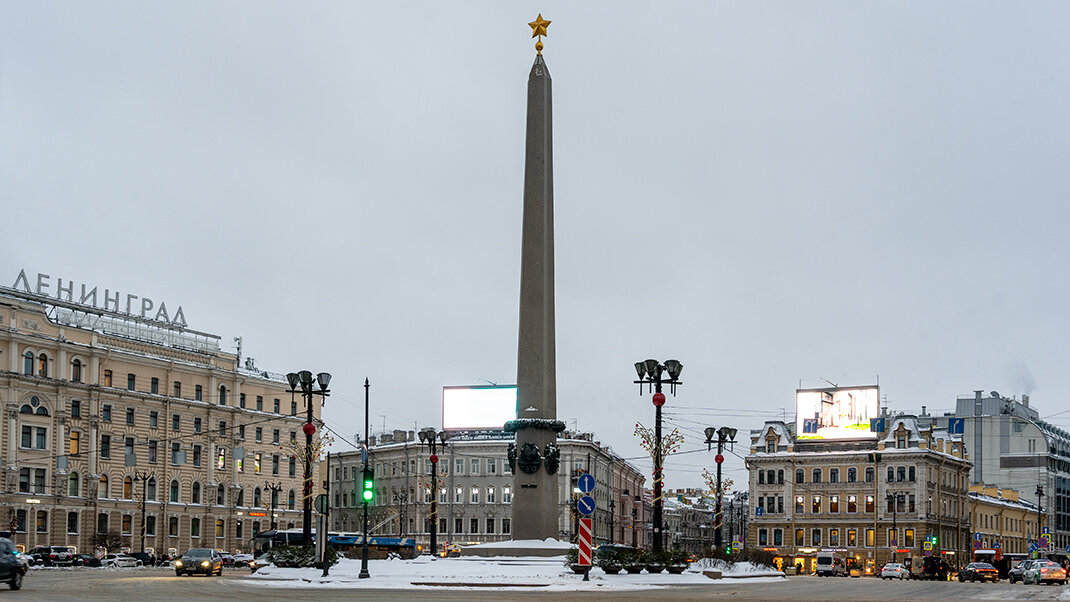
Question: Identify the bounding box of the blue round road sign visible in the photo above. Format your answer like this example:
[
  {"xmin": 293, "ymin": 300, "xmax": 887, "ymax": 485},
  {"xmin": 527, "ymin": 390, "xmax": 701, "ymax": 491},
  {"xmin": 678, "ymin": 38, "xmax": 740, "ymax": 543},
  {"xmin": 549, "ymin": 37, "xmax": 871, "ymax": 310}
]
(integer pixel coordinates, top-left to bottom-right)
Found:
[
  {"xmin": 577, "ymin": 473, "xmax": 595, "ymax": 493},
  {"xmin": 578, "ymin": 495, "xmax": 595, "ymax": 516}
]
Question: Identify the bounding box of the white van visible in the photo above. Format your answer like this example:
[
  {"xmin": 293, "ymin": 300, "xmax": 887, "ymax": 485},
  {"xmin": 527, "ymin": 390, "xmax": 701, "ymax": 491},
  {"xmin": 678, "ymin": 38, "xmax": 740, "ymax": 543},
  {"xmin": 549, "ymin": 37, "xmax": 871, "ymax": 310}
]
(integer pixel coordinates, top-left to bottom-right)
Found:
[{"xmin": 816, "ymin": 551, "xmax": 845, "ymax": 576}]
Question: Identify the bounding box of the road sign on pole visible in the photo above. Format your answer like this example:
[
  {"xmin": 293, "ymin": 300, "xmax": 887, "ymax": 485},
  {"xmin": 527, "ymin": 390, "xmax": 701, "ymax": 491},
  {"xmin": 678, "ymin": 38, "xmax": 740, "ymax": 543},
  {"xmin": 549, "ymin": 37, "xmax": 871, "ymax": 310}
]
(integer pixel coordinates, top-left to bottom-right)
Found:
[
  {"xmin": 579, "ymin": 518, "xmax": 593, "ymax": 567},
  {"xmin": 578, "ymin": 496, "xmax": 595, "ymax": 516},
  {"xmin": 577, "ymin": 473, "xmax": 595, "ymax": 494},
  {"xmin": 974, "ymin": 532, "xmax": 982, "ymax": 542}
]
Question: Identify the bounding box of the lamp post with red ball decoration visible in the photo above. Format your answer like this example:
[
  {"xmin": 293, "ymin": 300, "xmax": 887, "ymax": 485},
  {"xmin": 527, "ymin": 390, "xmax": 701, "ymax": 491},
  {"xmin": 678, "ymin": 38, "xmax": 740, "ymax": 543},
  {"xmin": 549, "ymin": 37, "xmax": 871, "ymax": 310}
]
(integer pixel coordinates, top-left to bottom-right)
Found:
[
  {"xmin": 418, "ymin": 427, "xmax": 449, "ymax": 556},
  {"xmin": 634, "ymin": 359, "xmax": 683, "ymax": 553},
  {"xmin": 704, "ymin": 425, "xmax": 737, "ymax": 551},
  {"xmin": 286, "ymin": 370, "xmax": 331, "ymax": 547}
]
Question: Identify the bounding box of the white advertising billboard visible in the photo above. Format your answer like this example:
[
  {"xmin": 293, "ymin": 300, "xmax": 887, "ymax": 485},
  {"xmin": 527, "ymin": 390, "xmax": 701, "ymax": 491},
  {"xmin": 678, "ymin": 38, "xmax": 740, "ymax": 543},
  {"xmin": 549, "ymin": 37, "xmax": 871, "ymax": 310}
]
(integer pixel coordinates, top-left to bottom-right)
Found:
[
  {"xmin": 442, "ymin": 385, "xmax": 517, "ymax": 431},
  {"xmin": 796, "ymin": 386, "xmax": 879, "ymax": 440}
]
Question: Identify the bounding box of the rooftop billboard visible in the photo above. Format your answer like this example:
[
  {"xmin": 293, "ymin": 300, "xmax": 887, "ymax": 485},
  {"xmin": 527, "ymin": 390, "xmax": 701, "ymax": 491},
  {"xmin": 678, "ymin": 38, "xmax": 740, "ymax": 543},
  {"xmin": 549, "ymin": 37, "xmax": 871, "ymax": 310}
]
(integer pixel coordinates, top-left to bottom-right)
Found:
[
  {"xmin": 442, "ymin": 385, "xmax": 516, "ymax": 431},
  {"xmin": 796, "ymin": 385, "xmax": 879, "ymax": 440}
]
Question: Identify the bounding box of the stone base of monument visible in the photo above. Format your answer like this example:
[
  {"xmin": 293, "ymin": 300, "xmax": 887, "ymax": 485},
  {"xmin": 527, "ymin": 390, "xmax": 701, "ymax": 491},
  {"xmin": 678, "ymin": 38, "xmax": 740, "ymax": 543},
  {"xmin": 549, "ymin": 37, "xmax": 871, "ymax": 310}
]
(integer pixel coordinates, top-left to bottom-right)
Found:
[{"xmin": 459, "ymin": 538, "xmax": 572, "ymax": 558}]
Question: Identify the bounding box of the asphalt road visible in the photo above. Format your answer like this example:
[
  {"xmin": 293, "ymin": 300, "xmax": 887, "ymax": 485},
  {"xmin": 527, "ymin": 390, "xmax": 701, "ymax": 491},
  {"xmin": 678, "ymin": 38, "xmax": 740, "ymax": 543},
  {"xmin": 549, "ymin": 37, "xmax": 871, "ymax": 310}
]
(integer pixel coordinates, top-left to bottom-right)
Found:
[{"xmin": 7, "ymin": 568, "xmax": 1070, "ymax": 601}]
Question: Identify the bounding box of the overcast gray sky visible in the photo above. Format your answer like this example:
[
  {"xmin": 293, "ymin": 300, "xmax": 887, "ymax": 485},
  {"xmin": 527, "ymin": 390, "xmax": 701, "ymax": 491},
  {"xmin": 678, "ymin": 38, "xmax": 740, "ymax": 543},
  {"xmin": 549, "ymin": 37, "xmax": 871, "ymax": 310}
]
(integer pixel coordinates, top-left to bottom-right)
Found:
[{"xmin": 3, "ymin": 2, "xmax": 1069, "ymax": 490}]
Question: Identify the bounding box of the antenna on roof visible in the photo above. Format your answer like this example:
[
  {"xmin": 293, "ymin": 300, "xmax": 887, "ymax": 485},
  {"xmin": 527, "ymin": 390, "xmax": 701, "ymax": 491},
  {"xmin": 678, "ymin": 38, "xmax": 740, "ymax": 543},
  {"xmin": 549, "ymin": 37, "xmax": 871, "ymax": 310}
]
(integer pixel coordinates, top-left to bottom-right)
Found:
[{"xmin": 820, "ymin": 377, "xmax": 839, "ymax": 388}]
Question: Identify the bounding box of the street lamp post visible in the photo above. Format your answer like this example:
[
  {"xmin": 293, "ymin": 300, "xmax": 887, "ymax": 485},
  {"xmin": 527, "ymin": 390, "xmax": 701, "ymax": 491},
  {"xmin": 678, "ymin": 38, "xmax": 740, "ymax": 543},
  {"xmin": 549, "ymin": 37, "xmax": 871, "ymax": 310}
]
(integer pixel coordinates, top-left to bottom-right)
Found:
[
  {"xmin": 265, "ymin": 482, "xmax": 283, "ymax": 531},
  {"xmin": 886, "ymin": 493, "xmax": 904, "ymax": 562},
  {"xmin": 133, "ymin": 470, "xmax": 154, "ymax": 554},
  {"xmin": 418, "ymin": 427, "xmax": 449, "ymax": 557},
  {"xmin": 704, "ymin": 425, "xmax": 737, "ymax": 550},
  {"xmin": 1036, "ymin": 484, "xmax": 1045, "ymax": 553},
  {"xmin": 609, "ymin": 499, "xmax": 615, "ymax": 545},
  {"xmin": 285, "ymin": 370, "xmax": 331, "ymax": 547},
  {"xmin": 359, "ymin": 378, "xmax": 371, "ymax": 579},
  {"xmin": 634, "ymin": 359, "xmax": 683, "ymax": 553}
]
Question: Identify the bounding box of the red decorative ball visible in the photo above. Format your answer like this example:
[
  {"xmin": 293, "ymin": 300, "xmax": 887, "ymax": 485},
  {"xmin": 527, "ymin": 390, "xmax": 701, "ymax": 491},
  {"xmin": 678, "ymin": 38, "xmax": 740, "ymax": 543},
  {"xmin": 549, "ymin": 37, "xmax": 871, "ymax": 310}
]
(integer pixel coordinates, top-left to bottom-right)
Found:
[
  {"xmin": 715, "ymin": 454, "xmax": 724, "ymax": 464},
  {"xmin": 652, "ymin": 392, "xmax": 666, "ymax": 407},
  {"xmin": 430, "ymin": 454, "xmax": 438, "ymax": 464},
  {"xmin": 302, "ymin": 422, "xmax": 316, "ymax": 436}
]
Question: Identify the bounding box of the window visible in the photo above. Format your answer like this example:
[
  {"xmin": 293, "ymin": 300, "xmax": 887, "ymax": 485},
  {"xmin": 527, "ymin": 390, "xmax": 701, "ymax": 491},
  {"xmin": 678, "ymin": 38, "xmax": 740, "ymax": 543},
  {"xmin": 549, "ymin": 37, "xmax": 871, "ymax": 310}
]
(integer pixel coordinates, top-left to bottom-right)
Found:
[
  {"xmin": 896, "ymin": 432, "xmax": 907, "ymax": 448},
  {"xmin": 470, "ymin": 518, "xmax": 479, "ymax": 533},
  {"xmin": 472, "ymin": 459, "xmax": 480, "ymax": 475},
  {"xmin": 126, "ymin": 407, "xmax": 134, "ymax": 425},
  {"xmin": 256, "ymin": 396, "xmax": 263, "ymax": 411},
  {"xmin": 217, "ymin": 448, "xmax": 226, "ymax": 470},
  {"xmin": 847, "ymin": 495, "xmax": 857, "ymax": 513},
  {"xmin": 219, "ymin": 420, "xmax": 227, "ymax": 436},
  {"xmin": 127, "ymin": 373, "xmax": 136, "ymax": 390},
  {"xmin": 255, "ymin": 427, "xmax": 262, "ymax": 442},
  {"xmin": 290, "ymin": 431, "xmax": 296, "ymax": 443},
  {"xmin": 908, "ymin": 466, "xmax": 916, "ymax": 482},
  {"xmin": 21, "ymin": 426, "xmax": 30, "ymax": 449},
  {"xmin": 455, "ymin": 459, "xmax": 464, "ymax": 474},
  {"xmin": 33, "ymin": 468, "xmax": 45, "ymax": 493},
  {"xmin": 147, "ymin": 478, "xmax": 156, "ymax": 501},
  {"xmin": 240, "ymin": 394, "xmax": 246, "ymax": 409},
  {"xmin": 273, "ymin": 398, "xmax": 280, "ymax": 413},
  {"xmin": 812, "ymin": 495, "xmax": 821, "ymax": 513},
  {"xmin": 830, "ymin": 495, "xmax": 839, "ymax": 513},
  {"xmin": 847, "ymin": 467, "xmax": 857, "ymax": 482},
  {"xmin": 273, "ymin": 429, "xmax": 280, "ymax": 444},
  {"xmin": 759, "ymin": 471, "xmax": 765, "ymax": 485},
  {"xmin": 219, "ymin": 386, "xmax": 227, "ymax": 405},
  {"xmin": 172, "ymin": 442, "xmax": 182, "ymax": 464},
  {"xmin": 254, "ymin": 453, "xmax": 262, "ymax": 474},
  {"xmin": 454, "ymin": 487, "xmax": 463, "ymax": 503},
  {"xmin": 99, "ymin": 474, "xmax": 109, "ymax": 498},
  {"xmin": 235, "ymin": 520, "xmax": 243, "ymax": 539},
  {"xmin": 194, "ymin": 417, "xmax": 202, "ymax": 433},
  {"xmin": 847, "ymin": 528, "xmax": 857, "ymax": 547},
  {"xmin": 217, "ymin": 484, "xmax": 225, "ymax": 505},
  {"xmin": 887, "ymin": 466, "xmax": 894, "ymax": 482},
  {"xmin": 865, "ymin": 528, "xmax": 875, "ymax": 547},
  {"xmin": 470, "ymin": 487, "xmax": 479, "ymax": 503},
  {"xmin": 829, "ymin": 468, "xmax": 839, "ymax": 483},
  {"xmin": 865, "ymin": 495, "xmax": 875, "ymax": 513},
  {"xmin": 487, "ymin": 487, "xmax": 496, "ymax": 503},
  {"xmin": 104, "ymin": 370, "xmax": 112, "ymax": 387},
  {"xmin": 68, "ymin": 472, "xmax": 80, "ymax": 497},
  {"xmin": 151, "ymin": 378, "xmax": 159, "ymax": 394},
  {"xmin": 191, "ymin": 517, "xmax": 200, "ymax": 538},
  {"xmin": 14, "ymin": 510, "xmax": 25, "ymax": 533},
  {"xmin": 291, "ymin": 401, "xmax": 297, "ymax": 416},
  {"xmin": 169, "ymin": 517, "xmax": 179, "ymax": 537},
  {"xmin": 812, "ymin": 468, "xmax": 822, "ymax": 483},
  {"xmin": 865, "ymin": 467, "xmax": 874, "ymax": 482},
  {"xmin": 908, "ymin": 494, "xmax": 916, "ymax": 513},
  {"xmin": 795, "ymin": 469, "xmax": 804, "ymax": 483},
  {"xmin": 254, "ymin": 487, "xmax": 262, "ymax": 507},
  {"xmin": 766, "ymin": 439, "xmax": 776, "ymax": 453},
  {"xmin": 71, "ymin": 359, "xmax": 83, "ymax": 383},
  {"xmin": 195, "ymin": 385, "xmax": 202, "ymax": 401},
  {"xmin": 288, "ymin": 490, "xmax": 295, "ymax": 510},
  {"xmin": 829, "ymin": 528, "xmax": 839, "ymax": 547},
  {"xmin": 455, "ymin": 518, "xmax": 463, "ymax": 533},
  {"xmin": 289, "ymin": 457, "xmax": 296, "ymax": 477},
  {"xmin": 777, "ymin": 469, "xmax": 784, "ymax": 484},
  {"xmin": 173, "ymin": 381, "xmax": 181, "ymax": 397},
  {"xmin": 777, "ymin": 496, "xmax": 784, "ymax": 513},
  {"xmin": 272, "ymin": 455, "xmax": 279, "ymax": 476},
  {"xmin": 38, "ymin": 353, "xmax": 48, "ymax": 377},
  {"xmin": 239, "ymin": 424, "xmax": 246, "ymax": 439},
  {"xmin": 122, "ymin": 514, "xmax": 132, "ymax": 535},
  {"xmin": 34, "ymin": 510, "xmax": 47, "ymax": 533},
  {"xmin": 192, "ymin": 482, "xmax": 201, "ymax": 504},
  {"xmin": 503, "ymin": 486, "xmax": 512, "ymax": 503},
  {"xmin": 102, "ymin": 404, "xmax": 112, "ymax": 422},
  {"xmin": 502, "ymin": 518, "xmax": 511, "ymax": 534},
  {"xmin": 97, "ymin": 513, "xmax": 108, "ymax": 534},
  {"xmin": 33, "ymin": 426, "xmax": 46, "ymax": 449},
  {"xmin": 795, "ymin": 495, "xmax": 804, "ymax": 513},
  {"xmin": 146, "ymin": 515, "xmax": 156, "ymax": 536},
  {"xmin": 150, "ymin": 411, "xmax": 158, "ymax": 428},
  {"xmin": 71, "ymin": 399, "xmax": 81, "ymax": 418},
  {"xmin": 23, "ymin": 351, "xmax": 33, "ymax": 375},
  {"xmin": 812, "ymin": 528, "xmax": 821, "ymax": 546},
  {"xmin": 905, "ymin": 528, "xmax": 915, "ymax": 547},
  {"xmin": 795, "ymin": 528, "xmax": 804, "ymax": 546},
  {"xmin": 216, "ymin": 519, "xmax": 225, "ymax": 538},
  {"xmin": 123, "ymin": 476, "xmax": 133, "ymax": 499},
  {"xmin": 172, "ymin": 414, "xmax": 180, "ymax": 431},
  {"xmin": 193, "ymin": 444, "xmax": 202, "ymax": 467},
  {"xmin": 486, "ymin": 518, "xmax": 495, "ymax": 533},
  {"xmin": 170, "ymin": 480, "xmax": 179, "ymax": 502},
  {"xmin": 67, "ymin": 511, "xmax": 79, "ymax": 534},
  {"xmin": 69, "ymin": 430, "xmax": 80, "ymax": 456},
  {"xmin": 148, "ymin": 440, "xmax": 158, "ymax": 464},
  {"xmin": 773, "ymin": 528, "xmax": 783, "ymax": 546},
  {"xmin": 100, "ymin": 434, "xmax": 111, "ymax": 458}
]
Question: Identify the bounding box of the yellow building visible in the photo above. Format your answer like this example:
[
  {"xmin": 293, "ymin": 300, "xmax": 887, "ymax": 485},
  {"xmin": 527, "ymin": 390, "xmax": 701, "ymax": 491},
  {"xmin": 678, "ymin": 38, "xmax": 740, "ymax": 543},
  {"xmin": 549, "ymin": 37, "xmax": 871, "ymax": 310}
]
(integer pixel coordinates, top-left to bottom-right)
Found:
[
  {"xmin": 967, "ymin": 484, "xmax": 1038, "ymax": 561},
  {"xmin": 1, "ymin": 270, "xmax": 317, "ymax": 555}
]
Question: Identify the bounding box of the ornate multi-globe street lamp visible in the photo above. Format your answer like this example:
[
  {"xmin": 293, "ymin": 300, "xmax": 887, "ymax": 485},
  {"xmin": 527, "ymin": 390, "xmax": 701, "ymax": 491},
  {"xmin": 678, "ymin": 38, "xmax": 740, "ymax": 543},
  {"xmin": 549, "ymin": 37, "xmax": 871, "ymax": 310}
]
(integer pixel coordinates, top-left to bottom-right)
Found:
[
  {"xmin": 285, "ymin": 370, "xmax": 331, "ymax": 546},
  {"xmin": 418, "ymin": 427, "xmax": 449, "ymax": 556},
  {"xmin": 633, "ymin": 359, "xmax": 683, "ymax": 552},
  {"xmin": 704, "ymin": 426, "xmax": 737, "ymax": 550}
]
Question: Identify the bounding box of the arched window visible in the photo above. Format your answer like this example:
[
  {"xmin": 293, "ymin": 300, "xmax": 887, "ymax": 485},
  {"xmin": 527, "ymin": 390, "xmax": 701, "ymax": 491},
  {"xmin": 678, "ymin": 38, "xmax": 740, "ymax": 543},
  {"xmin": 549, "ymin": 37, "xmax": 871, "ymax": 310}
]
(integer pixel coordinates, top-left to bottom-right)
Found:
[
  {"xmin": 19, "ymin": 404, "xmax": 32, "ymax": 414},
  {"xmin": 147, "ymin": 478, "xmax": 157, "ymax": 501},
  {"xmin": 236, "ymin": 488, "xmax": 244, "ymax": 507},
  {"xmin": 215, "ymin": 519, "xmax": 225, "ymax": 538},
  {"xmin": 288, "ymin": 490, "xmax": 295, "ymax": 510},
  {"xmin": 99, "ymin": 474, "xmax": 109, "ymax": 498},
  {"xmin": 123, "ymin": 476, "xmax": 133, "ymax": 499},
  {"xmin": 23, "ymin": 351, "xmax": 34, "ymax": 375},
  {"xmin": 253, "ymin": 487, "xmax": 262, "ymax": 508},
  {"xmin": 168, "ymin": 516, "xmax": 179, "ymax": 537},
  {"xmin": 170, "ymin": 479, "xmax": 180, "ymax": 503},
  {"xmin": 219, "ymin": 385, "xmax": 227, "ymax": 405},
  {"xmin": 71, "ymin": 359, "xmax": 83, "ymax": 382},
  {"xmin": 38, "ymin": 353, "xmax": 48, "ymax": 377},
  {"xmin": 192, "ymin": 482, "xmax": 201, "ymax": 504},
  {"xmin": 35, "ymin": 405, "xmax": 48, "ymax": 416},
  {"xmin": 68, "ymin": 472, "xmax": 80, "ymax": 497},
  {"xmin": 217, "ymin": 484, "xmax": 225, "ymax": 506}
]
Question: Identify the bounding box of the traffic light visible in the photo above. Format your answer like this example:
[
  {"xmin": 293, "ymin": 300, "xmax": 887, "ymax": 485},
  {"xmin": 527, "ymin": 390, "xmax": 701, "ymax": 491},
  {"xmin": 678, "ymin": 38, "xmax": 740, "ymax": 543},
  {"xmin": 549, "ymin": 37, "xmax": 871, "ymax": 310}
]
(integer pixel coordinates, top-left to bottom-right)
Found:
[
  {"xmin": 362, "ymin": 468, "xmax": 374, "ymax": 502},
  {"xmin": 725, "ymin": 545, "xmax": 732, "ymax": 555}
]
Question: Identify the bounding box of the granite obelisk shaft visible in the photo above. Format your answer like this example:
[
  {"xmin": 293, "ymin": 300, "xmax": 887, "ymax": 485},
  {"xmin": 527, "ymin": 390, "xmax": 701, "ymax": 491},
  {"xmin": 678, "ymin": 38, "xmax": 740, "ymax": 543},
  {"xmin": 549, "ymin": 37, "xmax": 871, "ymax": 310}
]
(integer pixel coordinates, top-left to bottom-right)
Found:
[{"xmin": 513, "ymin": 53, "xmax": 558, "ymax": 541}]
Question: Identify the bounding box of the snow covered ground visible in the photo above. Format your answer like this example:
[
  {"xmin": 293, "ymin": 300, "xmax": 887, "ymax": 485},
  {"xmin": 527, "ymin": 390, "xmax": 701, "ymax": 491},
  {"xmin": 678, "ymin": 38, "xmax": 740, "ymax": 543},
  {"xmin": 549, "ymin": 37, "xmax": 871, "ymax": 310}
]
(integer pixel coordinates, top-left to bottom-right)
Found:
[{"xmin": 242, "ymin": 554, "xmax": 785, "ymax": 591}]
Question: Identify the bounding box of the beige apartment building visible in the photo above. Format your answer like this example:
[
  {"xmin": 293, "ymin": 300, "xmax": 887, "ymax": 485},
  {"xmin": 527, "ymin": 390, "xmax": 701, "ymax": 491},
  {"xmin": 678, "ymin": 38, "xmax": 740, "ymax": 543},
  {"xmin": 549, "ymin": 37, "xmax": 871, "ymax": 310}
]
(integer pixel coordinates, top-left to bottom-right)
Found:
[
  {"xmin": 968, "ymin": 484, "xmax": 1038, "ymax": 559},
  {"xmin": 746, "ymin": 415, "xmax": 972, "ymax": 573},
  {"xmin": 1, "ymin": 271, "xmax": 315, "ymax": 555}
]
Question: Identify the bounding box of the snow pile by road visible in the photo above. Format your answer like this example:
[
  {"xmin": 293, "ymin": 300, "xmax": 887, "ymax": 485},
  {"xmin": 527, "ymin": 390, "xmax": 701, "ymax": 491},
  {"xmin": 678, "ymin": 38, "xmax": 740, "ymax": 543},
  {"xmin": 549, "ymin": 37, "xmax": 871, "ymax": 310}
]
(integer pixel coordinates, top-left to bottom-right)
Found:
[{"xmin": 243, "ymin": 555, "xmax": 785, "ymax": 591}]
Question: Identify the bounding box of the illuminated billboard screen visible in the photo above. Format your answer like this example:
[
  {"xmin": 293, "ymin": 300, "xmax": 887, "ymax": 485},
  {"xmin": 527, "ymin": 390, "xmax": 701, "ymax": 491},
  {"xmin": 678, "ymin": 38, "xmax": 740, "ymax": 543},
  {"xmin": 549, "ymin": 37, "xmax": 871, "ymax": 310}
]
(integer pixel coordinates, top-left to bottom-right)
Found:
[
  {"xmin": 442, "ymin": 385, "xmax": 517, "ymax": 431},
  {"xmin": 796, "ymin": 386, "xmax": 879, "ymax": 440}
]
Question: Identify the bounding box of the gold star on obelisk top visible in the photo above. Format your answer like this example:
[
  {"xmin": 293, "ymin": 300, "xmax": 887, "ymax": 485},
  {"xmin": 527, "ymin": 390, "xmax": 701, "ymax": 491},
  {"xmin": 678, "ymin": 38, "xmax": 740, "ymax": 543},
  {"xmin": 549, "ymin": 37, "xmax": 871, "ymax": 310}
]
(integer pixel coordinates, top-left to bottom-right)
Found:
[{"xmin": 528, "ymin": 14, "xmax": 550, "ymax": 54}]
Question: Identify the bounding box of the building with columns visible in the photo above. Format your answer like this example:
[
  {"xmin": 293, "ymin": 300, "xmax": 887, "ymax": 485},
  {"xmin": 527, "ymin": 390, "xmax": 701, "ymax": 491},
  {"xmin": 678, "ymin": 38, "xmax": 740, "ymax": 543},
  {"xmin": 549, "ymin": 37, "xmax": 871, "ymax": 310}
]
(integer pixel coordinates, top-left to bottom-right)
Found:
[{"xmin": 1, "ymin": 274, "xmax": 314, "ymax": 555}]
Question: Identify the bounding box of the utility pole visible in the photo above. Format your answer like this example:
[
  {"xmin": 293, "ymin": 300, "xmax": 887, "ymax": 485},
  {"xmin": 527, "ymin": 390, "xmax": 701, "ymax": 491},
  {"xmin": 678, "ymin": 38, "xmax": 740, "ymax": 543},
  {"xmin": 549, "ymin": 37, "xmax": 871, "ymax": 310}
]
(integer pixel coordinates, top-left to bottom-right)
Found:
[{"xmin": 359, "ymin": 378, "xmax": 371, "ymax": 579}]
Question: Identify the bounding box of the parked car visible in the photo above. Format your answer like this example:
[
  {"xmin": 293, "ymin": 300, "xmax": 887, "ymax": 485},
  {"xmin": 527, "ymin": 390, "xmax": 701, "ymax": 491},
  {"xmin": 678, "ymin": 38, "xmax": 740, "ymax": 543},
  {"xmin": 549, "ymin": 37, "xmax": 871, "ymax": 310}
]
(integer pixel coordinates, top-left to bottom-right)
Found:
[
  {"xmin": 218, "ymin": 552, "xmax": 235, "ymax": 567},
  {"xmin": 913, "ymin": 557, "xmax": 950, "ymax": 580},
  {"xmin": 174, "ymin": 548, "xmax": 223, "ymax": 576},
  {"xmin": 249, "ymin": 553, "xmax": 271, "ymax": 573},
  {"xmin": 1009, "ymin": 559, "xmax": 1038, "ymax": 583},
  {"xmin": 1024, "ymin": 560, "xmax": 1068, "ymax": 585},
  {"xmin": 27, "ymin": 545, "xmax": 75, "ymax": 567},
  {"xmin": 128, "ymin": 552, "xmax": 155, "ymax": 567},
  {"xmin": 101, "ymin": 554, "xmax": 141, "ymax": 568},
  {"xmin": 74, "ymin": 554, "xmax": 102, "ymax": 568},
  {"xmin": 233, "ymin": 553, "xmax": 253, "ymax": 566},
  {"xmin": 881, "ymin": 562, "xmax": 909, "ymax": 580},
  {"xmin": 0, "ymin": 538, "xmax": 27, "ymax": 590},
  {"xmin": 816, "ymin": 552, "xmax": 845, "ymax": 577},
  {"xmin": 957, "ymin": 562, "xmax": 999, "ymax": 583}
]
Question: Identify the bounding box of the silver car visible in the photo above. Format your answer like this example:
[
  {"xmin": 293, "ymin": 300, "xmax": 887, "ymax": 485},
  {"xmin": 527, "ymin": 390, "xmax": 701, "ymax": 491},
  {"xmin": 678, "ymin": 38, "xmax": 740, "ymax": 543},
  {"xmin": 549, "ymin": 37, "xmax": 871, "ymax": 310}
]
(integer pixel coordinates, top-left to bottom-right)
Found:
[{"xmin": 881, "ymin": 562, "xmax": 909, "ymax": 580}]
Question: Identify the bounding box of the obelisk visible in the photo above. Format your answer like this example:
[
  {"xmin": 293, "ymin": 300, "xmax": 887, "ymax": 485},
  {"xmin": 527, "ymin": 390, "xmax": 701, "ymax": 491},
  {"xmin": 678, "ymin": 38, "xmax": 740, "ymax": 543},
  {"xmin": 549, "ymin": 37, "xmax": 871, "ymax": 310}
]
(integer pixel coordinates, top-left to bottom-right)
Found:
[{"xmin": 511, "ymin": 14, "xmax": 562, "ymax": 541}]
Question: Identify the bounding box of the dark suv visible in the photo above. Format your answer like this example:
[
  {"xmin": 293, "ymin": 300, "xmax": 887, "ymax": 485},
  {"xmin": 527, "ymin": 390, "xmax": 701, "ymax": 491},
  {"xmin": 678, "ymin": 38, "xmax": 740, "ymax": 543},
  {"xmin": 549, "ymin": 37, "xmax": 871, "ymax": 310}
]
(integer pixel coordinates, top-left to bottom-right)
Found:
[
  {"xmin": 27, "ymin": 545, "xmax": 75, "ymax": 567},
  {"xmin": 0, "ymin": 538, "xmax": 27, "ymax": 590}
]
